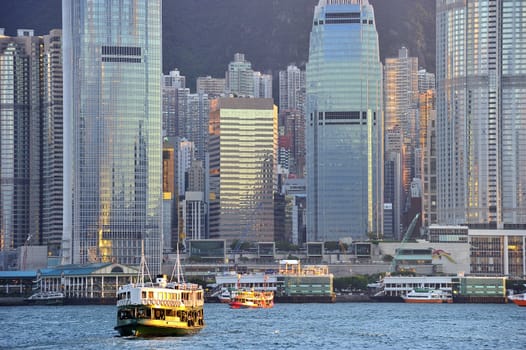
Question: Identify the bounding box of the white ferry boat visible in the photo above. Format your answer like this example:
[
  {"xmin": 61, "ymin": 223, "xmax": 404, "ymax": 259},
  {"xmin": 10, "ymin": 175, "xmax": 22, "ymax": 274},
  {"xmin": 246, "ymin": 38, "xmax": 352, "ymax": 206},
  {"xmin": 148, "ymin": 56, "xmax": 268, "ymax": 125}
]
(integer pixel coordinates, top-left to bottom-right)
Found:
[
  {"xmin": 114, "ymin": 248, "xmax": 204, "ymax": 337},
  {"xmin": 402, "ymin": 288, "xmax": 452, "ymax": 304}
]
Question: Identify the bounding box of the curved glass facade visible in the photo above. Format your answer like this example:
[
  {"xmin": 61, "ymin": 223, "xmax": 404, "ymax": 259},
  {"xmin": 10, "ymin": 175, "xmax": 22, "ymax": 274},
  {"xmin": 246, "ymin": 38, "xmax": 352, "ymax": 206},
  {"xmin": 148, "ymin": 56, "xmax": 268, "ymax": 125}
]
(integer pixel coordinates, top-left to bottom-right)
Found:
[
  {"xmin": 63, "ymin": 0, "xmax": 162, "ymax": 273},
  {"xmin": 437, "ymin": 0, "xmax": 526, "ymax": 226},
  {"xmin": 306, "ymin": 0, "xmax": 383, "ymax": 241}
]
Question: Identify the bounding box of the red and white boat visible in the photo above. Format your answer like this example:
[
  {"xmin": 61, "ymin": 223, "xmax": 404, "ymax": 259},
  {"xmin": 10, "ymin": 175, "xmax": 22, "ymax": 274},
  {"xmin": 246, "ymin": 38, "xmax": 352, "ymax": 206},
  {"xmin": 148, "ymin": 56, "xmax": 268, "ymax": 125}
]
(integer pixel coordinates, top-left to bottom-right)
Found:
[
  {"xmin": 508, "ymin": 293, "xmax": 526, "ymax": 307},
  {"xmin": 229, "ymin": 289, "xmax": 274, "ymax": 309}
]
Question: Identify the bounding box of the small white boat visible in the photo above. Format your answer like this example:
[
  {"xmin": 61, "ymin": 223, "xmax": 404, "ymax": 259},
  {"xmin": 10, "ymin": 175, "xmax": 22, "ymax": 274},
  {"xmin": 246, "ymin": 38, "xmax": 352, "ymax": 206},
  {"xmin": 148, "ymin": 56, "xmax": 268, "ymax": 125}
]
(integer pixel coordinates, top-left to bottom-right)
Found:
[
  {"xmin": 218, "ymin": 288, "xmax": 237, "ymax": 303},
  {"xmin": 25, "ymin": 292, "xmax": 65, "ymax": 305},
  {"xmin": 402, "ymin": 288, "xmax": 452, "ymax": 304}
]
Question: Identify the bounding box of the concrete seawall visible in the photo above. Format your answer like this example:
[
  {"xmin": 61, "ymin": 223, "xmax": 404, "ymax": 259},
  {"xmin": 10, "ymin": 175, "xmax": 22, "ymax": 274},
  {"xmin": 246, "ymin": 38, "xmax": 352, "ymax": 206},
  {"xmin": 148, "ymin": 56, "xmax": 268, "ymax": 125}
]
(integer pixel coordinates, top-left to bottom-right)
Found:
[{"xmin": 335, "ymin": 295, "xmax": 371, "ymax": 302}]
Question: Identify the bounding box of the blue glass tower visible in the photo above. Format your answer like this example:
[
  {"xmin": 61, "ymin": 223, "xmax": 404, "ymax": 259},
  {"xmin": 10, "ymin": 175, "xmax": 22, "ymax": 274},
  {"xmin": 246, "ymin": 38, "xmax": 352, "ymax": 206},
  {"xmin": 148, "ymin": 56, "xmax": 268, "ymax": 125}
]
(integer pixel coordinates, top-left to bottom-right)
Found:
[
  {"xmin": 62, "ymin": 0, "xmax": 163, "ymax": 273},
  {"xmin": 306, "ymin": 0, "xmax": 383, "ymax": 241}
]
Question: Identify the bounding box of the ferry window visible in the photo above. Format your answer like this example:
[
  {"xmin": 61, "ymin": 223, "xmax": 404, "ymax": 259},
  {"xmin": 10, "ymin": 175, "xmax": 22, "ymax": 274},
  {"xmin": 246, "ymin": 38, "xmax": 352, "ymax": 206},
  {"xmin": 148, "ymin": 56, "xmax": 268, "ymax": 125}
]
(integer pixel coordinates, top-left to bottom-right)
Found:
[
  {"xmin": 148, "ymin": 291, "xmax": 154, "ymax": 299},
  {"xmin": 126, "ymin": 292, "xmax": 130, "ymax": 299},
  {"xmin": 142, "ymin": 291, "xmax": 146, "ymax": 298}
]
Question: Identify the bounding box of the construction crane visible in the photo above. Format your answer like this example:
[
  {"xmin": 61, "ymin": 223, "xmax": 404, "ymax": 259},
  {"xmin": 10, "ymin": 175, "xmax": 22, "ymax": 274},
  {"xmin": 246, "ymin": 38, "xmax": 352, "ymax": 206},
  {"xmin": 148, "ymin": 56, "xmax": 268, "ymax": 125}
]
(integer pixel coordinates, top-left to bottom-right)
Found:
[{"xmin": 389, "ymin": 213, "xmax": 420, "ymax": 273}]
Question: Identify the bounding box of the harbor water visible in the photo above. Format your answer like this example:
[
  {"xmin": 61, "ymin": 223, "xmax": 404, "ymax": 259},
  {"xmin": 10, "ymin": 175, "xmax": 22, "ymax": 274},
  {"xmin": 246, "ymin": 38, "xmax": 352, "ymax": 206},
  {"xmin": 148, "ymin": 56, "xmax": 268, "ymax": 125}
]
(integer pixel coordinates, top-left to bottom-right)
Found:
[{"xmin": 1, "ymin": 303, "xmax": 525, "ymax": 349}]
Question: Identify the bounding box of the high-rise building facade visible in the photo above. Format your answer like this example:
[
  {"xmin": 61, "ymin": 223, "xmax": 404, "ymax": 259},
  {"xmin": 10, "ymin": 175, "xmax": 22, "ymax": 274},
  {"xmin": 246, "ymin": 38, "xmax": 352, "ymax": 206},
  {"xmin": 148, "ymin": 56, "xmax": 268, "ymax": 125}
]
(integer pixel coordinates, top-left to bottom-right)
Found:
[
  {"xmin": 62, "ymin": 0, "xmax": 163, "ymax": 273},
  {"xmin": 384, "ymin": 47, "xmax": 419, "ymax": 197},
  {"xmin": 196, "ymin": 76, "xmax": 226, "ymax": 98},
  {"xmin": 1, "ymin": 28, "xmax": 63, "ymax": 256},
  {"xmin": 162, "ymin": 69, "xmax": 185, "ymax": 137},
  {"xmin": 279, "ymin": 110, "xmax": 306, "ymax": 177},
  {"xmin": 41, "ymin": 29, "xmax": 64, "ymax": 256},
  {"xmin": 436, "ymin": 0, "xmax": 526, "ymax": 226},
  {"xmin": 1, "ymin": 29, "xmax": 41, "ymax": 251},
  {"xmin": 419, "ymin": 89, "xmax": 436, "ymax": 229},
  {"xmin": 279, "ymin": 64, "xmax": 306, "ymax": 114},
  {"xmin": 383, "ymin": 47, "xmax": 420, "ymax": 236},
  {"xmin": 306, "ymin": 0, "xmax": 383, "ymax": 241},
  {"xmin": 226, "ymin": 53, "xmax": 254, "ymax": 97},
  {"xmin": 253, "ymin": 72, "xmax": 273, "ymax": 99},
  {"xmin": 209, "ymin": 98, "xmax": 278, "ymax": 244}
]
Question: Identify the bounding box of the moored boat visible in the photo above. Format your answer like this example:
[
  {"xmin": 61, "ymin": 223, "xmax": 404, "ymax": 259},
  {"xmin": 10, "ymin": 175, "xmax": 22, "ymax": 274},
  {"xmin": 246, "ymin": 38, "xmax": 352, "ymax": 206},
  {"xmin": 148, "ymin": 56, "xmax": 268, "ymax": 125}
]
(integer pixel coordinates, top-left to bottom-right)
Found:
[
  {"xmin": 114, "ymin": 246, "xmax": 204, "ymax": 337},
  {"xmin": 230, "ymin": 289, "xmax": 274, "ymax": 309},
  {"xmin": 25, "ymin": 291, "xmax": 64, "ymax": 305},
  {"xmin": 508, "ymin": 293, "xmax": 526, "ymax": 307},
  {"xmin": 218, "ymin": 288, "xmax": 237, "ymax": 304},
  {"xmin": 402, "ymin": 288, "xmax": 452, "ymax": 304}
]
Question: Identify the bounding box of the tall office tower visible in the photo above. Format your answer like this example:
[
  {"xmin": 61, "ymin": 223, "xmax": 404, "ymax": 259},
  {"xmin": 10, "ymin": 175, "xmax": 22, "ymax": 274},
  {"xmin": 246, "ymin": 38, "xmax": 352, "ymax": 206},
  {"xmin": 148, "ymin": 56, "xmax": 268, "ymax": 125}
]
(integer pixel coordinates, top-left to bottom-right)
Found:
[
  {"xmin": 163, "ymin": 69, "xmax": 186, "ymax": 89},
  {"xmin": 177, "ymin": 139, "xmax": 195, "ymax": 196},
  {"xmin": 384, "ymin": 133, "xmax": 402, "ymax": 239},
  {"xmin": 184, "ymin": 160, "xmax": 207, "ymax": 241},
  {"xmin": 162, "ymin": 69, "xmax": 186, "ymax": 136},
  {"xmin": 209, "ymin": 98, "xmax": 278, "ymax": 244},
  {"xmin": 418, "ymin": 68, "xmax": 435, "ymax": 93},
  {"xmin": 62, "ymin": 0, "xmax": 163, "ymax": 273},
  {"xmin": 1, "ymin": 29, "xmax": 42, "ymax": 251},
  {"xmin": 279, "ymin": 64, "xmax": 306, "ymax": 114},
  {"xmin": 162, "ymin": 142, "xmax": 176, "ymax": 253},
  {"xmin": 306, "ymin": 0, "xmax": 383, "ymax": 241},
  {"xmin": 253, "ymin": 72, "xmax": 273, "ymax": 99},
  {"xmin": 41, "ymin": 29, "xmax": 64, "ymax": 256},
  {"xmin": 187, "ymin": 160, "xmax": 206, "ymax": 192},
  {"xmin": 384, "ymin": 47, "xmax": 419, "ymax": 197},
  {"xmin": 167, "ymin": 87, "xmax": 209, "ymax": 161},
  {"xmin": 185, "ymin": 92, "xmax": 210, "ymax": 162},
  {"xmin": 225, "ymin": 53, "xmax": 254, "ymax": 97},
  {"xmin": 436, "ymin": 0, "xmax": 526, "ymax": 226},
  {"xmin": 279, "ymin": 110, "xmax": 306, "ymax": 177},
  {"xmin": 196, "ymin": 76, "xmax": 226, "ymax": 97},
  {"xmin": 419, "ymin": 89, "xmax": 436, "ymax": 228},
  {"xmin": 0, "ymin": 28, "xmax": 62, "ymax": 254}
]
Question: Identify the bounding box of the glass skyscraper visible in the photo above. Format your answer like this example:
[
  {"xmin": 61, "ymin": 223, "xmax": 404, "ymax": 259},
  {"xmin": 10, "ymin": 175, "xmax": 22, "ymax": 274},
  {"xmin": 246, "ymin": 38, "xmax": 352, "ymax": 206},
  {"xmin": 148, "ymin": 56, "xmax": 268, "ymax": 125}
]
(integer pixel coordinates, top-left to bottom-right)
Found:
[
  {"xmin": 62, "ymin": 0, "xmax": 163, "ymax": 273},
  {"xmin": 306, "ymin": 0, "xmax": 383, "ymax": 241},
  {"xmin": 436, "ymin": 0, "xmax": 526, "ymax": 226},
  {"xmin": 209, "ymin": 98, "xmax": 278, "ymax": 245}
]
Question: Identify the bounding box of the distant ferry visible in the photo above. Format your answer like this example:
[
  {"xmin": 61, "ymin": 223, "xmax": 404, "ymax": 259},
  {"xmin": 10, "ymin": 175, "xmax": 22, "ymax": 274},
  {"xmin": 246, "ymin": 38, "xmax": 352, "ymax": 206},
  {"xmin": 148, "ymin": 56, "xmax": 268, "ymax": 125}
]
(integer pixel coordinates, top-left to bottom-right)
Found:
[
  {"xmin": 230, "ymin": 289, "xmax": 274, "ymax": 309},
  {"xmin": 213, "ymin": 260, "xmax": 335, "ymax": 303},
  {"xmin": 508, "ymin": 293, "xmax": 526, "ymax": 307},
  {"xmin": 402, "ymin": 288, "xmax": 452, "ymax": 304}
]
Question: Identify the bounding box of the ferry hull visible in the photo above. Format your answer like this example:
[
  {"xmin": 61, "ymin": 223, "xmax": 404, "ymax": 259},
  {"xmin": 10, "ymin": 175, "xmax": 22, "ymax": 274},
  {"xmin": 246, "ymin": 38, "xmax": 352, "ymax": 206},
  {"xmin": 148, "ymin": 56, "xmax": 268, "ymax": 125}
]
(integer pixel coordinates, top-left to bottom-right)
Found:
[
  {"xmin": 115, "ymin": 315, "xmax": 204, "ymax": 337},
  {"xmin": 509, "ymin": 297, "xmax": 526, "ymax": 307},
  {"xmin": 115, "ymin": 320, "xmax": 203, "ymax": 337},
  {"xmin": 403, "ymin": 298, "xmax": 449, "ymax": 304},
  {"xmin": 229, "ymin": 301, "xmax": 273, "ymax": 309}
]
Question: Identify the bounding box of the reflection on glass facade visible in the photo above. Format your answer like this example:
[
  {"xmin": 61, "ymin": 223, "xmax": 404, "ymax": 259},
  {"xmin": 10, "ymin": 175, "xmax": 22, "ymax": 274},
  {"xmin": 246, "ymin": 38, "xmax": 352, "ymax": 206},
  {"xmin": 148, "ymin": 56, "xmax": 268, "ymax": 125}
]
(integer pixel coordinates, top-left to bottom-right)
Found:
[
  {"xmin": 306, "ymin": 0, "xmax": 383, "ymax": 241},
  {"xmin": 63, "ymin": 0, "xmax": 162, "ymax": 274},
  {"xmin": 0, "ymin": 31, "xmax": 45, "ymax": 252},
  {"xmin": 209, "ymin": 98, "xmax": 277, "ymax": 244},
  {"xmin": 437, "ymin": 0, "xmax": 526, "ymax": 226}
]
